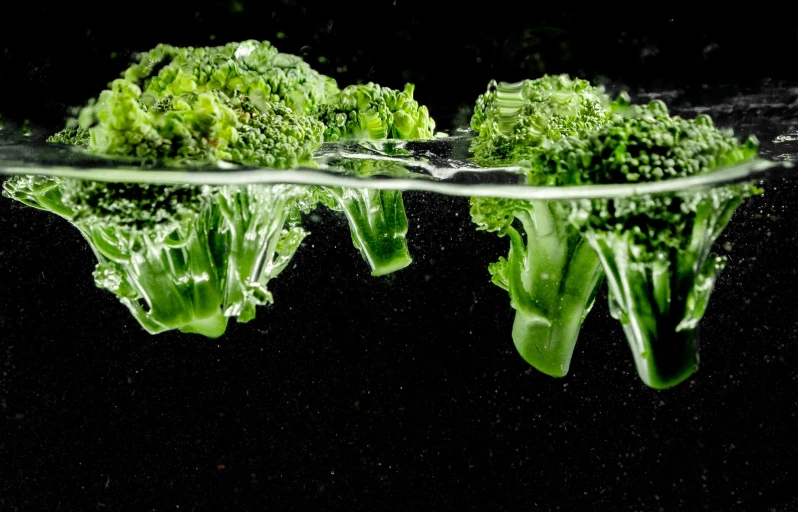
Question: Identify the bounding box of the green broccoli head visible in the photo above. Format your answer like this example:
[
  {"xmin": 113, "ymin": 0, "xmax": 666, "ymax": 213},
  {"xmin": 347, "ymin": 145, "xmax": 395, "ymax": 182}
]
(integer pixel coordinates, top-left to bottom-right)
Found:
[
  {"xmin": 226, "ymin": 98, "xmax": 324, "ymax": 168},
  {"xmin": 532, "ymin": 100, "xmax": 761, "ymax": 255},
  {"xmin": 469, "ymin": 195, "xmax": 533, "ymax": 235},
  {"xmin": 123, "ymin": 40, "xmax": 339, "ymax": 115},
  {"xmin": 313, "ymin": 82, "xmax": 435, "ymax": 141},
  {"xmin": 470, "ymin": 75, "xmax": 614, "ymax": 165},
  {"xmin": 77, "ymin": 79, "xmax": 239, "ymax": 162},
  {"xmin": 530, "ymin": 100, "xmax": 761, "ymax": 388},
  {"xmin": 77, "ymin": 79, "xmax": 323, "ymax": 168}
]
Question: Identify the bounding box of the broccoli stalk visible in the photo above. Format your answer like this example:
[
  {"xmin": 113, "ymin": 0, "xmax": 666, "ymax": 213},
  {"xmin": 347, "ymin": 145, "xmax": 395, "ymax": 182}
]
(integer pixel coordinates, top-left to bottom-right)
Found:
[
  {"xmin": 3, "ymin": 177, "xmax": 313, "ymax": 338},
  {"xmin": 534, "ymin": 100, "xmax": 761, "ymax": 388},
  {"xmin": 325, "ymin": 186, "xmax": 412, "ymax": 276},
  {"xmin": 469, "ymin": 75, "xmax": 615, "ymax": 376},
  {"xmin": 579, "ymin": 188, "xmax": 749, "ymax": 388},
  {"xmin": 313, "ymin": 82, "xmax": 435, "ymax": 275},
  {"xmin": 216, "ymin": 184, "xmax": 310, "ymax": 321},
  {"xmin": 90, "ymin": 208, "xmax": 228, "ymax": 337},
  {"xmin": 471, "ymin": 197, "xmax": 603, "ymax": 376}
]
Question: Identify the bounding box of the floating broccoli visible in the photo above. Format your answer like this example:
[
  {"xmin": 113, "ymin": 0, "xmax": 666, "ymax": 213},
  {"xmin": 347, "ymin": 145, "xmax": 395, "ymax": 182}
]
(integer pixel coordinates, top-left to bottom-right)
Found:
[
  {"xmin": 314, "ymin": 82, "xmax": 435, "ymax": 141},
  {"xmin": 469, "ymin": 75, "xmax": 613, "ymax": 377},
  {"xmin": 530, "ymin": 100, "xmax": 761, "ymax": 388},
  {"xmin": 3, "ymin": 61, "xmax": 325, "ymax": 336},
  {"xmin": 313, "ymin": 82, "xmax": 436, "ymax": 275},
  {"xmin": 470, "ymin": 76, "xmax": 614, "ymax": 166}
]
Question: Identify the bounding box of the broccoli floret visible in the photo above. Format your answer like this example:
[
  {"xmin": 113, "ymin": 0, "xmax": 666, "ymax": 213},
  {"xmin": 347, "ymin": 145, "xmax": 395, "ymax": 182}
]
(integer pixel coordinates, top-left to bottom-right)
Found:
[
  {"xmin": 123, "ymin": 40, "xmax": 339, "ymax": 115},
  {"xmin": 5, "ymin": 61, "xmax": 327, "ymax": 336},
  {"xmin": 3, "ymin": 175, "xmax": 313, "ymax": 337},
  {"xmin": 470, "ymin": 75, "xmax": 615, "ymax": 166},
  {"xmin": 312, "ymin": 82, "xmax": 435, "ymax": 275},
  {"xmin": 531, "ymin": 100, "xmax": 761, "ymax": 388},
  {"xmin": 469, "ymin": 75, "xmax": 611, "ymax": 377},
  {"xmin": 313, "ymin": 83, "xmax": 435, "ymax": 141}
]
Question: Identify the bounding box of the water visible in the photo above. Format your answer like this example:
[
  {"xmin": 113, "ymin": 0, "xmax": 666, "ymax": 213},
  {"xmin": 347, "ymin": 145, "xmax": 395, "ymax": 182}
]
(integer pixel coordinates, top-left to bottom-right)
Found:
[{"xmin": 2, "ymin": 86, "xmax": 798, "ymax": 509}]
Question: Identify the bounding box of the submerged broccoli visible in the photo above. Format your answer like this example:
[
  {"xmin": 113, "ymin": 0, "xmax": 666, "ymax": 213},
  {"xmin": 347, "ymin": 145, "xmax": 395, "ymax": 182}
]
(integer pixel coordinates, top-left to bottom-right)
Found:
[
  {"xmin": 470, "ymin": 75, "xmax": 611, "ymax": 377},
  {"xmin": 313, "ymin": 82, "xmax": 436, "ymax": 275},
  {"xmin": 530, "ymin": 100, "xmax": 760, "ymax": 388},
  {"xmin": 470, "ymin": 76, "xmax": 614, "ymax": 166},
  {"xmin": 471, "ymin": 196, "xmax": 604, "ymax": 377},
  {"xmin": 316, "ymin": 158, "xmax": 416, "ymax": 275},
  {"xmin": 4, "ymin": 61, "xmax": 326, "ymax": 336}
]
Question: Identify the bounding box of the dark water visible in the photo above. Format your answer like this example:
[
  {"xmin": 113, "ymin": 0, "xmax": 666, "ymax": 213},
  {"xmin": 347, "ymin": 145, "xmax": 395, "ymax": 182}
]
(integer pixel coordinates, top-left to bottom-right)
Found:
[{"xmin": 1, "ymin": 85, "xmax": 797, "ymax": 511}]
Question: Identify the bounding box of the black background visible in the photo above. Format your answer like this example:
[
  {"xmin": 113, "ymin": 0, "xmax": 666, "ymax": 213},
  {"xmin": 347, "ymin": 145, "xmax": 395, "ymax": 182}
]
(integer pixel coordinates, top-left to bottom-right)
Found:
[{"xmin": 2, "ymin": 3, "xmax": 798, "ymax": 511}]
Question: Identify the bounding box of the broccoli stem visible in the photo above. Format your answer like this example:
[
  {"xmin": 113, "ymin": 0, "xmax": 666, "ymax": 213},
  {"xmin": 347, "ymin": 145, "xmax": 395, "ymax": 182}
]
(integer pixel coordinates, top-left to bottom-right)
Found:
[
  {"xmin": 327, "ymin": 187, "xmax": 412, "ymax": 276},
  {"xmin": 89, "ymin": 218, "xmax": 228, "ymax": 338},
  {"xmin": 584, "ymin": 190, "xmax": 746, "ymax": 389},
  {"xmin": 507, "ymin": 201, "xmax": 604, "ymax": 377},
  {"xmin": 217, "ymin": 184, "xmax": 307, "ymax": 323},
  {"xmin": 590, "ymin": 232, "xmax": 701, "ymax": 388}
]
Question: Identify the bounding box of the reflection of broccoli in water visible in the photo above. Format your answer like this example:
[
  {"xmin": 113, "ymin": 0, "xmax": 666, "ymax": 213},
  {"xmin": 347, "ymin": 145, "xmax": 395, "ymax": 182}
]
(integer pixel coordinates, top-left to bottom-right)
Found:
[
  {"xmin": 530, "ymin": 100, "xmax": 760, "ymax": 388},
  {"xmin": 469, "ymin": 75, "xmax": 613, "ymax": 377}
]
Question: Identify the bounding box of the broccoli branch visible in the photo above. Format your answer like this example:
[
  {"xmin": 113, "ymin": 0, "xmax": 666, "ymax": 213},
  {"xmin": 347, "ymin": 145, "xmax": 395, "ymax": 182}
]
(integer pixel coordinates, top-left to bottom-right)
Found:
[{"xmin": 475, "ymin": 199, "xmax": 604, "ymax": 377}]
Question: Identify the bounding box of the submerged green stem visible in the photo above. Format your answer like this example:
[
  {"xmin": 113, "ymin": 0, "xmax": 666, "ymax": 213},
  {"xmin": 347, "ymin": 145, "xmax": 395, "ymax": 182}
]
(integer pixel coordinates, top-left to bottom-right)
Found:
[{"xmin": 326, "ymin": 186, "xmax": 412, "ymax": 276}]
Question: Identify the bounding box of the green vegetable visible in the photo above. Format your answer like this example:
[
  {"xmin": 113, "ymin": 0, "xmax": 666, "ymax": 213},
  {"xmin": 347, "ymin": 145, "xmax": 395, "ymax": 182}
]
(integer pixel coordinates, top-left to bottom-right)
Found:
[
  {"xmin": 470, "ymin": 76, "xmax": 615, "ymax": 166},
  {"xmin": 75, "ymin": 79, "xmax": 323, "ymax": 167},
  {"xmin": 316, "ymin": 158, "xmax": 417, "ymax": 275},
  {"xmin": 123, "ymin": 40, "xmax": 339, "ymax": 116},
  {"xmin": 530, "ymin": 100, "xmax": 761, "ymax": 388},
  {"xmin": 471, "ymin": 196, "xmax": 604, "ymax": 377},
  {"xmin": 313, "ymin": 82, "xmax": 436, "ymax": 275},
  {"xmin": 4, "ymin": 48, "xmax": 327, "ymax": 336},
  {"xmin": 3, "ymin": 176, "xmax": 313, "ymax": 338},
  {"xmin": 313, "ymin": 82, "xmax": 435, "ymax": 141},
  {"xmin": 470, "ymin": 75, "xmax": 611, "ymax": 377}
]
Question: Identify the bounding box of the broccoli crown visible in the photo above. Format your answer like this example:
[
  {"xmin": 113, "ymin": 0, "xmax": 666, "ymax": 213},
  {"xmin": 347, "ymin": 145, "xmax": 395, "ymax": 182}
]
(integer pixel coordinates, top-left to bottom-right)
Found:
[
  {"xmin": 78, "ymin": 79, "xmax": 324, "ymax": 168},
  {"xmin": 532, "ymin": 100, "xmax": 759, "ymax": 186},
  {"xmin": 528, "ymin": 100, "xmax": 761, "ymax": 257},
  {"xmin": 226, "ymin": 98, "xmax": 324, "ymax": 168},
  {"xmin": 123, "ymin": 40, "xmax": 339, "ymax": 115},
  {"xmin": 470, "ymin": 75, "xmax": 614, "ymax": 165},
  {"xmin": 313, "ymin": 83, "xmax": 435, "ymax": 141}
]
